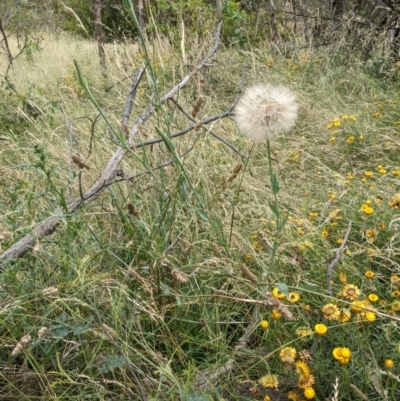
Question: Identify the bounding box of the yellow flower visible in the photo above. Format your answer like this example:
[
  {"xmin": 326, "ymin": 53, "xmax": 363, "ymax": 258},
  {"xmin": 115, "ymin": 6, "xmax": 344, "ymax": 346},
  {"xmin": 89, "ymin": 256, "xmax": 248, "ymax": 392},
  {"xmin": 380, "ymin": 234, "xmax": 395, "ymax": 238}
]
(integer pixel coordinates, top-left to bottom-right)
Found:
[
  {"xmin": 296, "ymin": 327, "xmax": 313, "ymax": 337},
  {"xmin": 315, "ymin": 323, "xmax": 328, "ymax": 336},
  {"xmin": 346, "ymin": 136, "xmax": 355, "ymax": 144},
  {"xmin": 271, "ymin": 309, "xmax": 282, "ymax": 319},
  {"xmin": 332, "ymin": 347, "xmax": 351, "ymax": 364},
  {"xmin": 365, "ymin": 311, "xmax": 376, "ymax": 322},
  {"xmin": 342, "ymin": 284, "xmax": 360, "ymax": 301},
  {"xmin": 287, "ymin": 391, "xmax": 301, "ymax": 401},
  {"xmin": 390, "ymin": 275, "xmax": 400, "ymax": 284},
  {"xmin": 364, "ymin": 171, "xmax": 374, "ymax": 177},
  {"xmin": 321, "ymin": 229, "xmax": 329, "ymax": 238},
  {"xmin": 288, "ymin": 292, "xmax": 301, "ymax": 303},
  {"xmin": 296, "ymin": 361, "xmax": 316, "ymax": 389},
  {"xmin": 365, "ymin": 206, "xmax": 374, "ymax": 214},
  {"xmin": 272, "ymin": 287, "xmax": 286, "ymax": 299},
  {"xmin": 304, "ymin": 388, "xmax": 316, "ymax": 400},
  {"xmin": 385, "ymin": 359, "xmax": 394, "ymax": 369},
  {"xmin": 392, "ymin": 291, "xmax": 400, "ymax": 298},
  {"xmin": 341, "ymin": 348, "xmax": 351, "ymax": 358},
  {"xmin": 366, "ymin": 229, "xmax": 375, "ymax": 238},
  {"xmin": 322, "ymin": 303, "xmax": 340, "ymax": 320},
  {"xmin": 338, "ymin": 308, "xmax": 352, "ymax": 323},
  {"xmin": 259, "ymin": 374, "xmax": 279, "ymax": 389},
  {"xmin": 264, "ymin": 396, "xmax": 271, "ymax": 401},
  {"xmin": 379, "ymin": 168, "xmax": 387, "ymax": 174},
  {"xmin": 295, "ymin": 361, "xmax": 310, "ymax": 379},
  {"xmin": 327, "ymin": 123, "xmax": 333, "ymax": 129},
  {"xmin": 365, "ymin": 270, "xmax": 375, "ymax": 279},
  {"xmin": 351, "ymin": 300, "xmax": 369, "ymax": 313},
  {"xmin": 280, "ymin": 346, "xmax": 297, "ymax": 364},
  {"xmin": 298, "ymin": 375, "xmax": 315, "ymax": 389},
  {"xmin": 339, "ymin": 272, "xmax": 347, "ymax": 283},
  {"xmin": 329, "ymin": 137, "xmax": 335, "ymax": 143},
  {"xmin": 368, "ymin": 294, "xmax": 379, "ymax": 302},
  {"xmin": 260, "ymin": 320, "xmax": 269, "ymax": 330}
]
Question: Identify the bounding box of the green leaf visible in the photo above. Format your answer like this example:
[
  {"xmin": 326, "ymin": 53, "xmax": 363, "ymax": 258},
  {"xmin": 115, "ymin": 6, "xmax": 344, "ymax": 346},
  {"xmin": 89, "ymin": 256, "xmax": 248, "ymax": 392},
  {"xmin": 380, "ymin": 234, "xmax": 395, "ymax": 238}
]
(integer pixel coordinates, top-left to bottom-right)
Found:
[
  {"xmin": 277, "ymin": 215, "xmax": 288, "ymax": 232},
  {"xmin": 267, "ymin": 199, "xmax": 279, "ymax": 218},
  {"xmin": 271, "ymin": 173, "xmax": 280, "ymax": 195},
  {"xmin": 197, "ymin": 210, "xmax": 210, "ymax": 222},
  {"xmin": 277, "ymin": 282, "xmax": 289, "ymax": 297}
]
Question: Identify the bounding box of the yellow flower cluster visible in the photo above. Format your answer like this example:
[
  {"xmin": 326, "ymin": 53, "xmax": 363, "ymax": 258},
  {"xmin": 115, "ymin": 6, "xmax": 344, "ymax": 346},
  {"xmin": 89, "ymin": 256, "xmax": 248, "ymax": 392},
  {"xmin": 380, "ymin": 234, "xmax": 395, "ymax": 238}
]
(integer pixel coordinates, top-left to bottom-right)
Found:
[
  {"xmin": 360, "ymin": 201, "xmax": 374, "ymax": 215},
  {"xmin": 327, "ymin": 115, "xmax": 357, "ymax": 129},
  {"xmin": 332, "ymin": 347, "xmax": 351, "ymax": 364},
  {"xmin": 271, "ymin": 287, "xmax": 301, "ymax": 304}
]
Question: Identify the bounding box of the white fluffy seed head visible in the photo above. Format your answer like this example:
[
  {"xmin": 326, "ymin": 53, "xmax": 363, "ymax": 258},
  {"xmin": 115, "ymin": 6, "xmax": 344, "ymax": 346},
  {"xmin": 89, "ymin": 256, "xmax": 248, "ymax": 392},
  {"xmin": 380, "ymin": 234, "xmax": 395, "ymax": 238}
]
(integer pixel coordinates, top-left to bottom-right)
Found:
[{"xmin": 234, "ymin": 84, "xmax": 298, "ymax": 141}]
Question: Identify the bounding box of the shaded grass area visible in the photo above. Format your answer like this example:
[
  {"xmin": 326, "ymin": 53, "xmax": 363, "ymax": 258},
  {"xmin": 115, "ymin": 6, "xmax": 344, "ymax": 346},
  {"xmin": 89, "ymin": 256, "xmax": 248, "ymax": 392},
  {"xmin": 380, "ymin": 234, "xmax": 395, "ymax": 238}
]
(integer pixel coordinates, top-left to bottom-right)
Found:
[{"xmin": 0, "ymin": 31, "xmax": 400, "ymax": 400}]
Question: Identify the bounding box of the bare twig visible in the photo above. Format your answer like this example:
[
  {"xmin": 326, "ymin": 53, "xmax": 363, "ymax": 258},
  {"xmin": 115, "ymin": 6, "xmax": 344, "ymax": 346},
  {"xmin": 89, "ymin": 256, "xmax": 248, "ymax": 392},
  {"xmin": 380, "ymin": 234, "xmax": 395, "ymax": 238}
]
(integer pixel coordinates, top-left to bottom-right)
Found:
[
  {"xmin": 133, "ymin": 111, "xmax": 233, "ymax": 148},
  {"xmin": 327, "ymin": 220, "xmax": 352, "ymax": 295},
  {"xmin": 121, "ymin": 68, "xmax": 146, "ymax": 129}
]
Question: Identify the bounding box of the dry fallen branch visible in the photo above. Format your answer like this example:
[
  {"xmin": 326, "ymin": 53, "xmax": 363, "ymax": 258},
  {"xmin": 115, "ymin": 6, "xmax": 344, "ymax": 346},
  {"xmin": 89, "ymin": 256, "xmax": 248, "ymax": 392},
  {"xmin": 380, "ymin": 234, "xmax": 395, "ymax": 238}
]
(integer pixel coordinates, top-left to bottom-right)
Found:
[{"xmin": 0, "ymin": 23, "xmax": 226, "ymax": 269}]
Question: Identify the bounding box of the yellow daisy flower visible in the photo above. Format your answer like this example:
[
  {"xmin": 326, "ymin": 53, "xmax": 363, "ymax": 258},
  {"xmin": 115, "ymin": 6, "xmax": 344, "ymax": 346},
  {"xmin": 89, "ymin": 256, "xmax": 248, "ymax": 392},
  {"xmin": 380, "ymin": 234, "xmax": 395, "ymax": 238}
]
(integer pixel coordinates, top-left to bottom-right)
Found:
[
  {"xmin": 365, "ymin": 311, "xmax": 376, "ymax": 322},
  {"xmin": 298, "ymin": 375, "xmax": 315, "ymax": 389},
  {"xmin": 295, "ymin": 361, "xmax": 310, "ymax": 379},
  {"xmin": 259, "ymin": 374, "xmax": 279, "ymax": 389},
  {"xmin": 385, "ymin": 359, "xmax": 394, "ymax": 369},
  {"xmin": 365, "ymin": 270, "xmax": 375, "ymax": 279},
  {"xmin": 368, "ymin": 294, "xmax": 379, "ymax": 302},
  {"xmin": 342, "ymin": 284, "xmax": 360, "ymax": 301},
  {"xmin": 351, "ymin": 300, "xmax": 369, "ymax": 313},
  {"xmin": 272, "ymin": 287, "xmax": 286, "ymax": 299},
  {"xmin": 332, "ymin": 347, "xmax": 351, "ymax": 364},
  {"xmin": 304, "ymin": 388, "xmax": 316, "ymax": 400},
  {"xmin": 288, "ymin": 292, "xmax": 301, "ymax": 303},
  {"xmin": 279, "ymin": 347, "xmax": 297, "ymax": 364},
  {"xmin": 296, "ymin": 327, "xmax": 313, "ymax": 337},
  {"xmin": 287, "ymin": 391, "xmax": 301, "ymax": 401},
  {"xmin": 260, "ymin": 320, "xmax": 269, "ymax": 330},
  {"xmin": 314, "ymin": 323, "xmax": 328, "ymax": 336},
  {"xmin": 338, "ymin": 308, "xmax": 352, "ymax": 323},
  {"xmin": 321, "ymin": 303, "xmax": 341, "ymax": 320}
]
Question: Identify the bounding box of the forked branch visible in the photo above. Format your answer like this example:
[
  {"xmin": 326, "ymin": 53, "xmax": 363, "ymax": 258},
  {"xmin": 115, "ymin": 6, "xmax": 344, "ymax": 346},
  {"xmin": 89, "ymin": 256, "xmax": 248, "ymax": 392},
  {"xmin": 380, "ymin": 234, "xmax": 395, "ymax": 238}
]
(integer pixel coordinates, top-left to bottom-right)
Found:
[{"xmin": 0, "ymin": 23, "xmax": 229, "ymax": 269}]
